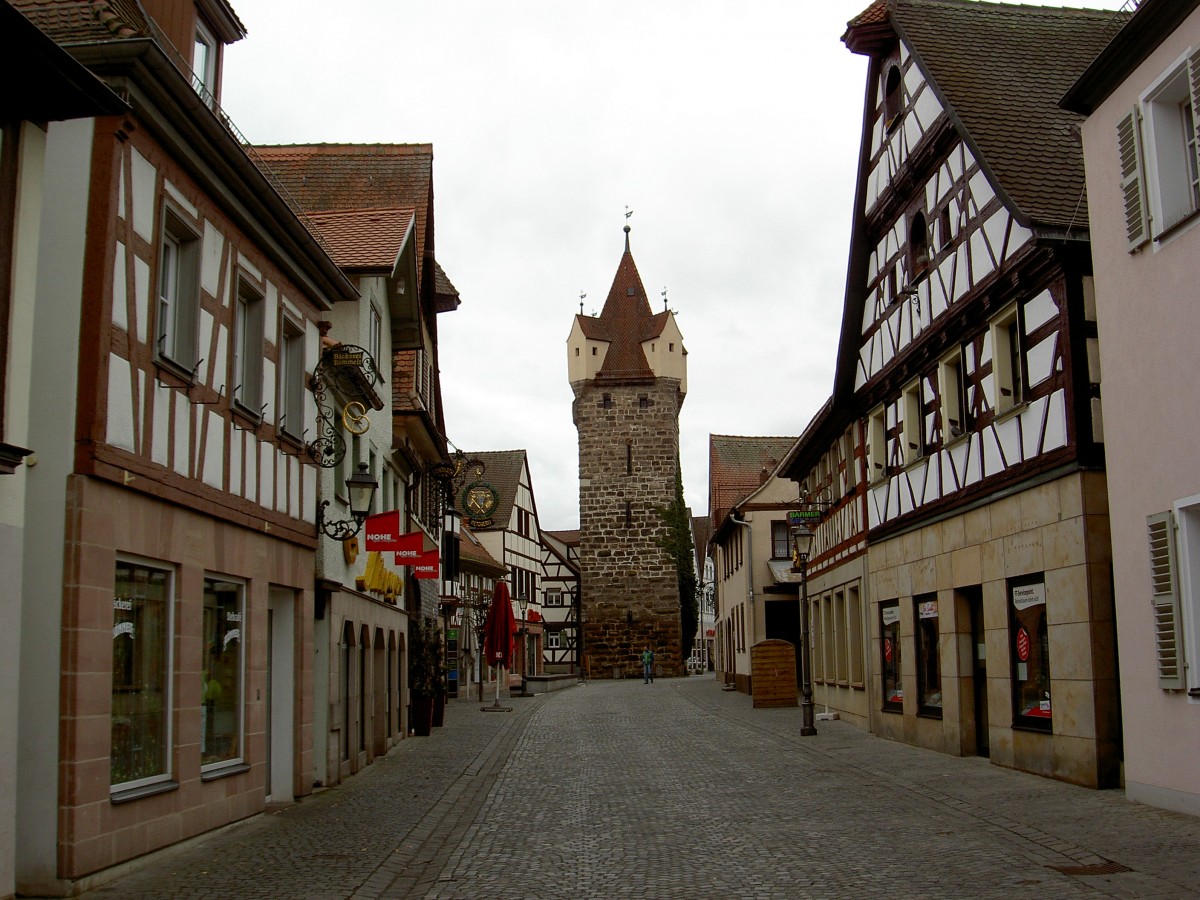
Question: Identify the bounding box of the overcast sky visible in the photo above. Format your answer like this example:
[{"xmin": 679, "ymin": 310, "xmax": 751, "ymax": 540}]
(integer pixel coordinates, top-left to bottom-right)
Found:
[{"xmin": 223, "ymin": 0, "xmax": 1128, "ymax": 531}]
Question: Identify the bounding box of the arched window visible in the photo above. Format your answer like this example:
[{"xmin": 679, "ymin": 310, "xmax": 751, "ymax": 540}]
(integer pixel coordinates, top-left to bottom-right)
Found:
[{"xmin": 884, "ymin": 65, "xmax": 903, "ymax": 131}]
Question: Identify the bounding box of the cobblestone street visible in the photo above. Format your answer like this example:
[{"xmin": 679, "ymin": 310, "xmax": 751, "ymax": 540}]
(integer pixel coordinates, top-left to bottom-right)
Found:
[{"xmin": 81, "ymin": 675, "xmax": 1200, "ymax": 899}]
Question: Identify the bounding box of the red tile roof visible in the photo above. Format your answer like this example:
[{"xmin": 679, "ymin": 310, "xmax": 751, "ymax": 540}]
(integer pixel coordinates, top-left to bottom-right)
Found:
[
  {"xmin": 574, "ymin": 233, "xmax": 669, "ymax": 382},
  {"xmin": 305, "ymin": 207, "xmax": 414, "ymax": 271},
  {"xmin": 708, "ymin": 435, "xmax": 797, "ymax": 531},
  {"xmin": 252, "ymin": 143, "xmax": 436, "ymax": 280},
  {"xmin": 12, "ymin": 0, "xmax": 149, "ymax": 42}
]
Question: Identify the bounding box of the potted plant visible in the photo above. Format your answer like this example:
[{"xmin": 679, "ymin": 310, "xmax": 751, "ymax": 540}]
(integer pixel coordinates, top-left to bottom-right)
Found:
[{"xmin": 409, "ymin": 617, "xmax": 438, "ymax": 737}]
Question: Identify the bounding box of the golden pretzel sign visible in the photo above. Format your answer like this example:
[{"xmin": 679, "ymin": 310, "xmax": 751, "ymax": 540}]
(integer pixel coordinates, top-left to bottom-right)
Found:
[{"xmin": 342, "ymin": 401, "xmax": 370, "ymax": 435}]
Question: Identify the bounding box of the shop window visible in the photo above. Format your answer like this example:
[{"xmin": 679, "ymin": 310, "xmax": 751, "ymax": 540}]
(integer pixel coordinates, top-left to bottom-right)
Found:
[
  {"xmin": 111, "ymin": 560, "xmax": 173, "ymax": 789},
  {"xmin": 771, "ymin": 521, "xmax": 790, "ymax": 559},
  {"xmin": 812, "ymin": 596, "xmax": 825, "ymax": 681},
  {"xmin": 881, "ymin": 601, "xmax": 903, "ymax": 712},
  {"xmin": 1009, "ymin": 575, "xmax": 1052, "ymax": 731},
  {"xmin": 201, "ymin": 577, "xmax": 244, "ymax": 769},
  {"xmin": 847, "ymin": 585, "xmax": 864, "ymax": 687},
  {"xmin": 156, "ymin": 207, "xmax": 201, "ymax": 372},
  {"xmin": 834, "ymin": 590, "xmax": 847, "ymax": 684},
  {"xmin": 915, "ymin": 594, "xmax": 942, "ymax": 717}
]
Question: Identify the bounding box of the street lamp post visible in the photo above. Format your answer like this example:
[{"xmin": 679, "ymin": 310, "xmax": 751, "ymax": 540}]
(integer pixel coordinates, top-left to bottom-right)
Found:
[
  {"xmin": 517, "ymin": 593, "xmax": 529, "ymax": 696},
  {"xmin": 792, "ymin": 523, "xmax": 817, "ymax": 736}
]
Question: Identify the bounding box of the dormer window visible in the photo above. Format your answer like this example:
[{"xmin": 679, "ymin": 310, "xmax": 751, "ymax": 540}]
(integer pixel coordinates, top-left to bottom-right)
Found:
[
  {"xmin": 192, "ymin": 20, "xmax": 218, "ymax": 105},
  {"xmin": 883, "ymin": 65, "xmax": 903, "ymax": 132}
]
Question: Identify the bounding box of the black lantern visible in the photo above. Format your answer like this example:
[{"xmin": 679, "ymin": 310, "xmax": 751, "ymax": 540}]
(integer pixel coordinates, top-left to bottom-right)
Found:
[
  {"xmin": 317, "ymin": 462, "xmax": 378, "ymax": 540},
  {"xmin": 791, "ymin": 521, "xmax": 817, "ymax": 736}
]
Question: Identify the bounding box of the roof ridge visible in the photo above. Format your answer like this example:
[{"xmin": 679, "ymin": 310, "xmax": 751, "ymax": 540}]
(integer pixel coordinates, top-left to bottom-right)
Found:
[
  {"xmin": 254, "ymin": 143, "xmax": 434, "ymax": 154},
  {"xmin": 900, "ymin": 0, "xmax": 1118, "ymax": 15}
]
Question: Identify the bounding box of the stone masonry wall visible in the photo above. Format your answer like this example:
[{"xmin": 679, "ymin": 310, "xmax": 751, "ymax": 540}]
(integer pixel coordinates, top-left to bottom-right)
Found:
[{"xmin": 573, "ymin": 377, "xmax": 683, "ymax": 677}]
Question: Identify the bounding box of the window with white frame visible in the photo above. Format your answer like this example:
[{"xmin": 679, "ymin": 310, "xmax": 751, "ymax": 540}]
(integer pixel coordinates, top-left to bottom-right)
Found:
[
  {"xmin": 201, "ymin": 577, "xmax": 244, "ymax": 768},
  {"xmin": 233, "ymin": 278, "xmax": 264, "ymax": 415},
  {"xmin": 1148, "ymin": 494, "xmax": 1200, "ymax": 696},
  {"xmin": 157, "ymin": 207, "xmax": 201, "ymax": 371},
  {"xmin": 867, "ymin": 405, "xmax": 887, "ymax": 481},
  {"xmin": 112, "ymin": 560, "xmax": 173, "ymax": 789},
  {"xmin": 771, "ymin": 521, "xmax": 790, "ymax": 559},
  {"xmin": 901, "ymin": 379, "xmax": 926, "ymax": 464},
  {"xmin": 546, "ymin": 632, "xmax": 561, "ymax": 650},
  {"xmin": 192, "ymin": 20, "xmax": 218, "ymax": 105},
  {"xmin": 939, "ymin": 347, "xmax": 967, "ymax": 441},
  {"xmin": 544, "ymin": 589, "xmax": 563, "ymax": 607},
  {"xmin": 990, "ymin": 304, "xmax": 1025, "ymax": 415},
  {"xmin": 369, "ymin": 303, "xmax": 383, "ymax": 368},
  {"xmin": 279, "ymin": 317, "xmax": 305, "ymax": 440},
  {"xmin": 1118, "ymin": 48, "xmax": 1200, "ymax": 249}
]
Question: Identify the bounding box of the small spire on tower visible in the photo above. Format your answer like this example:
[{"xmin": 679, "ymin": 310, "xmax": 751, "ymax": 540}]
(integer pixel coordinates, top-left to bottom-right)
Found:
[
  {"xmin": 624, "ymin": 206, "xmax": 633, "ymax": 251},
  {"xmin": 579, "ymin": 291, "xmax": 586, "ymax": 315},
  {"xmin": 661, "ymin": 287, "xmax": 668, "ymax": 312}
]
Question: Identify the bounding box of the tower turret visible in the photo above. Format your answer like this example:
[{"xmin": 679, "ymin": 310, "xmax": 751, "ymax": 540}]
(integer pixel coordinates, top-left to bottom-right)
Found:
[{"xmin": 568, "ymin": 227, "xmax": 687, "ymax": 677}]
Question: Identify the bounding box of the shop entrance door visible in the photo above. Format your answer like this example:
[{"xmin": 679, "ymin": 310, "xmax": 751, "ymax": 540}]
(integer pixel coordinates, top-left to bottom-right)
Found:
[
  {"xmin": 266, "ymin": 588, "xmax": 295, "ymax": 802},
  {"xmin": 967, "ymin": 587, "xmax": 989, "ymax": 757}
]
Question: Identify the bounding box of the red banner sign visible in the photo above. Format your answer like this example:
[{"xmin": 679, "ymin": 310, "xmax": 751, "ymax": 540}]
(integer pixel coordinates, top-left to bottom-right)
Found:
[
  {"xmin": 408, "ymin": 549, "xmax": 440, "ymax": 579},
  {"xmin": 364, "ymin": 512, "xmax": 405, "ymax": 550}
]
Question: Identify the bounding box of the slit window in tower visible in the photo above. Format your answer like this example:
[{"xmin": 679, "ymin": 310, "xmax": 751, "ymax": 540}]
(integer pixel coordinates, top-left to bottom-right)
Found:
[
  {"xmin": 626, "ymin": 441, "xmax": 633, "ymax": 475},
  {"xmin": 625, "ymin": 501, "xmax": 632, "ymax": 527}
]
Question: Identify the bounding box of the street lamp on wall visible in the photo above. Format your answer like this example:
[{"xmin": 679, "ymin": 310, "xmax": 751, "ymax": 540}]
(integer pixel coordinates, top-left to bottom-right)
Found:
[
  {"xmin": 791, "ymin": 522, "xmax": 817, "ymax": 737},
  {"xmin": 317, "ymin": 462, "xmax": 379, "ymax": 540}
]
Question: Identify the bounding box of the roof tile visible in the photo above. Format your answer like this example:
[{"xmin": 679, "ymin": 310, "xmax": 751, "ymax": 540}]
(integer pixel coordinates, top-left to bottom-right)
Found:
[{"xmin": 708, "ymin": 435, "xmax": 797, "ymax": 531}]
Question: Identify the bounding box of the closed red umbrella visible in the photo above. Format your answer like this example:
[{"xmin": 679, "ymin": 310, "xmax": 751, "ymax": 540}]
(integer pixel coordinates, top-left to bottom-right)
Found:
[{"xmin": 483, "ymin": 581, "xmax": 516, "ymax": 669}]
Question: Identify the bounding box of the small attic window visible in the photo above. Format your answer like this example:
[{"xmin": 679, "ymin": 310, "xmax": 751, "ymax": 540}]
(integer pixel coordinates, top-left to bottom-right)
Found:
[
  {"xmin": 669, "ymin": 342, "xmax": 674, "ymax": 352},
  {"xmin": 626, "ymin": 287, "xmax": 635, "ymax": 296},
  {"xmin": 883, "ymin": 65, "xmax": 903, "ymax": 131},
  {"xmin": 575, "ymin": 347, "xmax": 580, "ymax": 357},
  {"xmin": 602, "ymin": 394, "xmax": 613, "ymax": 409},
  {"xmin": 591, "ymin": 346, "xmax": 597, "ymax": 356}
]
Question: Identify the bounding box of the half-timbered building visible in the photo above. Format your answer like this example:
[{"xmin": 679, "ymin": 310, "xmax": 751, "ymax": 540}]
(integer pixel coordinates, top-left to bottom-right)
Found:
[
  {"xmin": 1, "ymin": 6, "xmax": 127, "ymax": 894},
  {"xmin": 540, "ymin": 528, "xmax": 581, "ymax": 674},
  {"xmin": 11, "ymin": 0, "xmax": 363, "ymax": 889},
  {"xmin": 1062, "ymin": 0, "xmax": 1200, "ymax": 814},
  {"xmin": 461, "ymin": 449, "xmax": 546, "ymax": 684},
  {"xmin": 249, "ymin": 143, "xmax": 461, "ymax": 788},
  {"xmin": 783, "ymin": 0, "xmax": 1122, "ymax": 787},
  {"xmin": 707, "ymin": 435, "xmax": 796, "ymax": 694}
]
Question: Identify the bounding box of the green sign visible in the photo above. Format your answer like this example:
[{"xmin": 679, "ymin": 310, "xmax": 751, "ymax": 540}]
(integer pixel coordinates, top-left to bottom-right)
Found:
[{"xmin": 788, "ymin": 509, "xmax": 822, "ymax": 522}]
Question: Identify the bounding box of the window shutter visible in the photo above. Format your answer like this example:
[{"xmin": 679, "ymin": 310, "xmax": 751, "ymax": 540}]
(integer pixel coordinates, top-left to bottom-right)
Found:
[
  {"xmin": 1147, "ymin": 511, "xmax": 1185, "ymax": 689},
  {"xmin": 1189, "ymin": 48, "xmax": 1200, "ymax": 197},
  {"xmin": 1117, "ymin": 107, "xmax": 1149, "ymax": 251}
]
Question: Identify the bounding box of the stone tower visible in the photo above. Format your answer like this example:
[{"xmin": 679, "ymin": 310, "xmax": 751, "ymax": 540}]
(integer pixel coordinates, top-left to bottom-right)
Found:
[{"xmin": 567, "ymin": 226, "xmax": 687, "ymax": 678}]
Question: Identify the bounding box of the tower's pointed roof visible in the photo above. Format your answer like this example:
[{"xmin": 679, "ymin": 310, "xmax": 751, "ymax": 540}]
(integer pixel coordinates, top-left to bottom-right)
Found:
[{"xmin": 575, "ymin": 227, "xmax": 669, "ymax": 382}]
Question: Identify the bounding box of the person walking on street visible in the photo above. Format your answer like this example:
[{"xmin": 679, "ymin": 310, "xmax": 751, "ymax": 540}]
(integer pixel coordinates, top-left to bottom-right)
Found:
[{"xmin": 642, "ymin": 646, "xmax": 655, "ymax": 683}]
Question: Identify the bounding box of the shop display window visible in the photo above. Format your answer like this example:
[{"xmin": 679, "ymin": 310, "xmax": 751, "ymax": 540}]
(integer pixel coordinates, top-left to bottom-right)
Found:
[
  {"xmin": 880, "ymin": 601, "xmax": 903, "ymax": 712},
  {"xmin": 915, "ymin": 594, "xmax": 942, "ymax": 717},
  {"xmin": 1008, "ymin": 574, "xmax": 1052, "ymax": 732},
  {"xmin": 112, "ymin": 561, "xmax": 173, "ymax": 788},
  {"xmin": 202, "ymin": 577, "xmax": 245, "ymax": 768}
]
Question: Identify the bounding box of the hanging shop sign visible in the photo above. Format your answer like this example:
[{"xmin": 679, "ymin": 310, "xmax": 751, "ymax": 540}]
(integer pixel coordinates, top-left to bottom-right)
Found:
[
  {"xmin": 461, "ymin": 480, "xmax": 499, "ymax": 527},
  {"xmin": 409, "ymin": 549, "xmax": 440, "ymax": 579},
  {"xmin": 363, "ymin": 512, "xmax": 424, "ymax": 554},
  {"xmin": 307, "ymin": 343, "xmax": 382, "ymax": 469}
]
